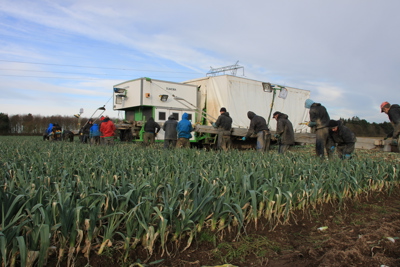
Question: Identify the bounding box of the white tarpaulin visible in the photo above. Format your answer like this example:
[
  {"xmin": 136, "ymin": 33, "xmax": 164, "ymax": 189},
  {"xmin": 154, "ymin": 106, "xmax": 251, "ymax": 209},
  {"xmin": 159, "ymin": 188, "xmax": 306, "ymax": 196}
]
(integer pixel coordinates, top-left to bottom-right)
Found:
[{"xmin": 184, "ymin": 75, "xmax": 311, "ymax": 132}]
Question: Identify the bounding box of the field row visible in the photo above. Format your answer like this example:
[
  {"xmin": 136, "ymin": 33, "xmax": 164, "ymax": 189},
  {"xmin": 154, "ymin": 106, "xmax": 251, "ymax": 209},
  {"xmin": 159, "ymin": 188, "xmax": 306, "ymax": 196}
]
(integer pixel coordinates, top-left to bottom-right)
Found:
[{"xmin": 0, "ymin": 136, "xmax": 399, "ymax": 266}]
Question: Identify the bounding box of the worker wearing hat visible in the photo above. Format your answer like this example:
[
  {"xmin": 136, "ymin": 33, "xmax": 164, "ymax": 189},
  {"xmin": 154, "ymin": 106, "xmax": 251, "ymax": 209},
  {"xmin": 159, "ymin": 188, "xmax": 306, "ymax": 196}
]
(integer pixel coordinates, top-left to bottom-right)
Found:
[
  {"xmin": 304, "ymin": 99, "xmax": 332, "ymax": 158},
  {"xmin": 327, "ymin": 120, "xmax": 356, "ymax": 159},
  {"xmin": 381, "ymin": 101, "xmax": 400, "ymax": 150},
  {"xmin": 212, "ymin": 107, "xmax": 233, "ymax": 151}
]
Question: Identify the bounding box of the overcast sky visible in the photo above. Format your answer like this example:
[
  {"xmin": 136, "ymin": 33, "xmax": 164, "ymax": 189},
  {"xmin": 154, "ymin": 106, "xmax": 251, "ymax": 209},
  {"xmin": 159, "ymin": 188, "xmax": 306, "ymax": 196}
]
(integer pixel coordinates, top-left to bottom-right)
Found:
[{"xmin": 1, "ymin": 0, "xmax": 399, "ymax": 123}]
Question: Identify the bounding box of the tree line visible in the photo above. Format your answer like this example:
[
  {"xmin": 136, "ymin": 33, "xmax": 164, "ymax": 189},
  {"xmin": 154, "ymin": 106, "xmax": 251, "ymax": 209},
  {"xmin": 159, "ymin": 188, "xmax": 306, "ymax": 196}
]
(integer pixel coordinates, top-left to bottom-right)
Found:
[
  {"xmin": 0, "ymin": 113, "xmax": 393, "ymax": 137},
  {"xmin": 0, "ymin": 113, "xmax": 105, "ymax": 135},
  {"xmin": 341, "ymin": 116, "xmax": 393, "ymax": 138}
]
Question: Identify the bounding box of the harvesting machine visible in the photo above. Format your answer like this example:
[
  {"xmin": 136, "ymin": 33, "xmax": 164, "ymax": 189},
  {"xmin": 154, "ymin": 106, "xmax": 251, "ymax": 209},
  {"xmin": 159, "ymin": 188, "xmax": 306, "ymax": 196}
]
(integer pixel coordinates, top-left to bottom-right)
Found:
[{"xmin": 112, "ymin": 75, "xmax": 315, "ymax": 149}]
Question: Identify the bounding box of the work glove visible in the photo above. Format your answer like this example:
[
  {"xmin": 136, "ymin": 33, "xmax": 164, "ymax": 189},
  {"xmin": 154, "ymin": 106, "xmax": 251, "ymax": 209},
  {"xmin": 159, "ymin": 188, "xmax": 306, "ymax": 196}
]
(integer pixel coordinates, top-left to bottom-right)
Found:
[
  {"xmin": 242, "ymin": 137, "xmax": 246, "ymax": 141},
  {"xmin": 274, "ymin": 134, "xmax": 280, "ymax": 139},
  {"xmin": 392, "ymin": 139, "xmax": 398, "ymax": 145},
  {"xmin": 330, "ymin": 146, "xmax": 335, "ymax": 152},
  {"xmin": 343, "ymin": 154, "xmax": 352, "ymax": 159},
  {"xmin": 212, "ymin": 122, "xmax": 217, "ymax": 128},
  {"xmin": 308, "ymin": 121, "xmax": 317, "ymax": 127}
]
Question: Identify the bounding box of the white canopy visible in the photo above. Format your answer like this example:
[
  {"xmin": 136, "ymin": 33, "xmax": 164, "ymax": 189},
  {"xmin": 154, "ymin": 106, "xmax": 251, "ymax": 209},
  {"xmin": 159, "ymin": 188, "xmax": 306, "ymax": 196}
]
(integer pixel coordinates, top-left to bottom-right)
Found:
[{"xmin": 184, "ymin": 75, "xmax": 311, "ymax": 132}]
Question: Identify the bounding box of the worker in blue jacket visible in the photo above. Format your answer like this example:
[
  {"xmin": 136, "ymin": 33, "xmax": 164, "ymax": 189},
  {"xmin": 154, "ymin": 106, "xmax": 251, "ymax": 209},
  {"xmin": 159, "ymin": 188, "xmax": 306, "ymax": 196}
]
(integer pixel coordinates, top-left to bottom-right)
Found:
[
  {"xmin": 176, "ymin": 112, "xmax": 193, "ymax": 148},
  {"xmin": 90, "ymin": 123, "xmax": 101, "ymax": 145}
]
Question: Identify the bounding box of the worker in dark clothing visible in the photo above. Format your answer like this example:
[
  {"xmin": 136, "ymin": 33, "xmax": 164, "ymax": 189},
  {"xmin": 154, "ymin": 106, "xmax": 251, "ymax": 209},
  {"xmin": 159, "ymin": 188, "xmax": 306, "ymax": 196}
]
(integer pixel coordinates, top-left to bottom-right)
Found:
[
  {"xmin": 327, "ymin": 120, "xmax": 357, "ymax": 159},
  {"xmin": 381, "ymin": 101, "xmax": 400, "ymax": 151},
  {"xmin": 82, "ymin": 119, "xmax": 93, "ymax": 143},
  {"xmin": 143, "ymin": 117, "xmax": 160, "ymax": 146},
  {"xmin": 242, "ymin": 111, "xmax": 271, "ymax": 152},
  {"xmin": 273, "ymin": 111, "xmax": 295, "ymax": 154},
  {"xmin": 162, "ymin": 115, "xmax": 178, "ymax": 149},
  {"xmin": 305, "ymin": 99, "xmax": 332, "ymax": 158},
  {"xmin": 213, "ymin": 107, "xmax": 233, "ymax": 151}
]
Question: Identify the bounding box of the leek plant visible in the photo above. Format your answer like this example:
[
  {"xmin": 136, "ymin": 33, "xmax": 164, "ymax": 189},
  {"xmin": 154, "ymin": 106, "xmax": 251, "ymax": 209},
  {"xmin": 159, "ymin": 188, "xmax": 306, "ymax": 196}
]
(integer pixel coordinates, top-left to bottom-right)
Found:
[{"xmin": 0, "ymin": 136, "xmax": 399, "ymax": 266}]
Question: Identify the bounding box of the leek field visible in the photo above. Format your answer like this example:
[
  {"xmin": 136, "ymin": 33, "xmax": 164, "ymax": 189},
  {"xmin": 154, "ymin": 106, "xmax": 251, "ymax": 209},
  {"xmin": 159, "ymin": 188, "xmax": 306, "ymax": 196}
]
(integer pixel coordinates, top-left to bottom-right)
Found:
[{"xmin": 1, "ymin": 136, "xmax": 399, "ymax": 267}]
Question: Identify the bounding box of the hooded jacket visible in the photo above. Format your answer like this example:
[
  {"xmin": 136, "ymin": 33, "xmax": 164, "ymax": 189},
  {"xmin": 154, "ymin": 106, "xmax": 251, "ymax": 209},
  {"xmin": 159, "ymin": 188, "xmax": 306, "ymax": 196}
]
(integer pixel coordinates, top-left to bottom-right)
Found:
[
  {"xmin": 100, "ymin": 118, "xmax": 116, "ymax": 137},
  {"xmin": 144, "ymin": 117, "xmax": 161, "ymax": 133},
  {"xmin": 276, "ymin": 113, "xmax": 295, "ymax": 145},
  {"xmin": 329, "ymin": 120, "xmax": 356, "ymax": 145},
  {"xmin": 215, "ymin": 112, "xmax": 233, "ymax": 131},
  {"xmin": 245, "ymin": 111, "xmax": 269, "ymax": 138},
  {"xmin": 90, "ymin": 123, "xmax": 101, "ymax": 137},
  {"xmin": 162, "ymin": 115, "xmax": 178, "ymax": 140},
  {"xmin": 176, "ymin": 113, "xmax": 193, "ymax": 139},
  {"xmin": 309, "ymin": 103, "xmax": 330, "ymax": 129}
]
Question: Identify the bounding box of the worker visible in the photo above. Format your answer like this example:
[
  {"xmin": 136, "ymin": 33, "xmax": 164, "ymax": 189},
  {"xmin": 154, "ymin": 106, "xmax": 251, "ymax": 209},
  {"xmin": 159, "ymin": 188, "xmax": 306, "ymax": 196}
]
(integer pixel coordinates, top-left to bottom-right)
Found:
[
  {"xmin": 305, "ymin": 99, "xmax": 332, "ymax": 158},
  {"xmin": 99, "ymin": 116, "xmax": 105, "ymax": 145},
  {"xmin": 273, "ymin": 111, "xmax": 295, "ymax": 154},
  {"xmin": 52, "ymin": 123, "xmax": 62, "ymax": 141},
  {"xmin": 162, "ymin": 115, "xmax": 178, "ymax": 149},
  {"xmin": 212, "ymin": 107, "xmax": 233, "ymax": 151},
  {"xmin": 82, "ymin": 119, "xmax": 93, "ymax": 143},
  {"xmin": 143, "ymin": 117, "xmax": 161, "ymax": 146},
  {"xmin": 327, "ymin": 120, "xmax": 357, "ymax": 159},
  {"xmin": 43, "ymin": 123, "xmax": 53, "ymax": 140},
  {"xmin": 242, "ymin": 111, "xmax": 271, "ymax": 152},
  {"xmin": 90, "ymin": 123, "xmax": 101, "ymax": 145},
  {"xmin": 176, "ymin": 112, "xmax": 193, "ymax": 148},
  {"xmin": 381, "ymin": 101, "xmax": 400, "ymax": 150},
  {"xmin": 100, "ymin": 116, "xmax": 116, "ymax": 145}
]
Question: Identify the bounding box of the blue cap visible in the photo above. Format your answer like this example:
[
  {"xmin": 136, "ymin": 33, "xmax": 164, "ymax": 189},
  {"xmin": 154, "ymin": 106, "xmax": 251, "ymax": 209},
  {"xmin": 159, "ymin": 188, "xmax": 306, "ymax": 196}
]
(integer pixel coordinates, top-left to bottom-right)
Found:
[{"xmin": 305, "ymin": 99, "xmax": 315, "ymax": 109}]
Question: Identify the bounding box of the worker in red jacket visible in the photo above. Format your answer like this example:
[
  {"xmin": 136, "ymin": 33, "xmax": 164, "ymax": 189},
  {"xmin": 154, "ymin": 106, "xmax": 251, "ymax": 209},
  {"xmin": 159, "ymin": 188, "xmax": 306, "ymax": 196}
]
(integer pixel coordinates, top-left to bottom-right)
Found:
[{"xmin": 100, "ymin": 116, "xmax": 116, "ymax": 145}]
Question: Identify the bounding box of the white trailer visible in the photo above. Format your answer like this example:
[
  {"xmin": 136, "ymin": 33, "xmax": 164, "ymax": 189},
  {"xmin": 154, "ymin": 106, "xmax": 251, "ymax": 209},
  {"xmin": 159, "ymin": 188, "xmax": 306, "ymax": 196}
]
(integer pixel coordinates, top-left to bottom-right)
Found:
[
  {"xmin": 112, "ymin": 75, "xmax": 312, "ymax": 147},
  {"xmin": 183, "ymin": 75, "xmax": 311, "ymax": 132}
]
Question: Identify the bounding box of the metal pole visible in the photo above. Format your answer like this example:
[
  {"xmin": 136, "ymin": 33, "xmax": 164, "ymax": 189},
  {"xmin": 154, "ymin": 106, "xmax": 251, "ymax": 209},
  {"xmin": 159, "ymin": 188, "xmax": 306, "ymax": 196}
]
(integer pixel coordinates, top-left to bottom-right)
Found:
[{"xmin": 267, "ymin": 89, "xmax": 278, "ymax": 126}]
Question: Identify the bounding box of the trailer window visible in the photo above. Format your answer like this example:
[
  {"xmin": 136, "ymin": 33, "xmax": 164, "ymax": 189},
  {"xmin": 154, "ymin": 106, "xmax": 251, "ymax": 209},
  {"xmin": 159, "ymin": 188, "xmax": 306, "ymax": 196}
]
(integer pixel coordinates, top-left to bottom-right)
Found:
[
  {"xmin": 187, "ymin": 113, "xmax": 192, "ymax": 121},
  {"xmin": 159, "ymin": 112, "xmax": 166, "ymax": 121},
  {"xmin": 115, "ymin": 96, "xmax": 123, "ymax": 104},
  {"xmin": 172, "ymin": 113, "xmax": 179, "ymax": 121}
]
